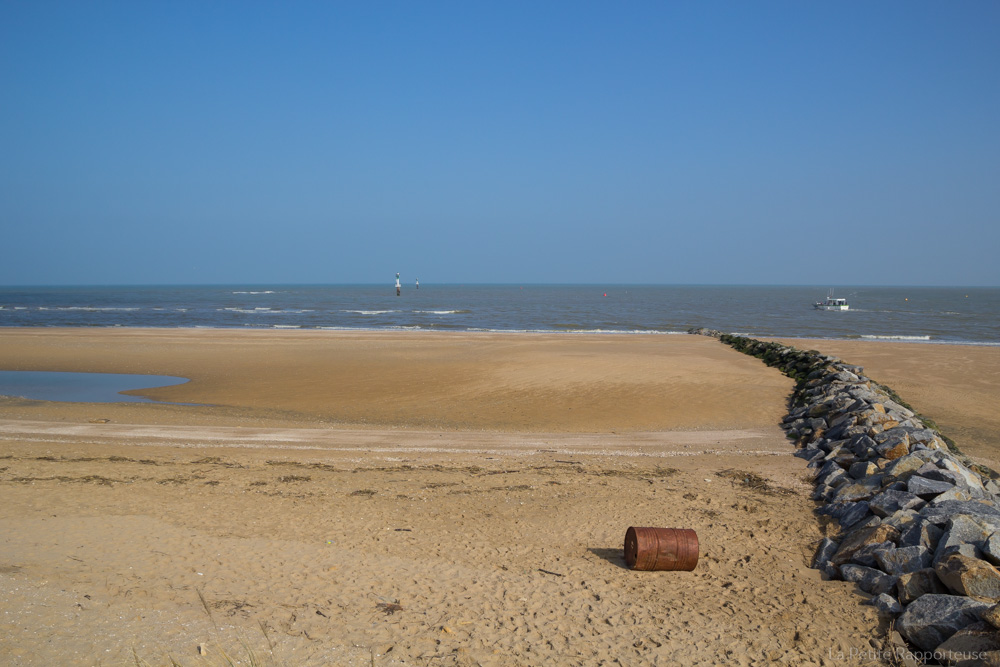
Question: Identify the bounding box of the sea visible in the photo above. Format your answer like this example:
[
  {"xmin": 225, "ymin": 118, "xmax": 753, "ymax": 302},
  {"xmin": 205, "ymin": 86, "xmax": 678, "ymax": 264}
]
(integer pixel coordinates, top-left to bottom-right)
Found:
[{"xmin": 0, "ymin": 285, "xmax": 998, "ymax": 345}]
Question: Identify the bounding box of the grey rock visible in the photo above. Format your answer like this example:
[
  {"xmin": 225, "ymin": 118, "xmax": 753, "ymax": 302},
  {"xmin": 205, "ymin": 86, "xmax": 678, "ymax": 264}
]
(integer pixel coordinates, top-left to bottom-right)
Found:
[
  {"xmin": 814, "ymin": 436, "xmax": 838, "ymax": 454},
  {"xmin": 908, "ymin": 475, "xmax": 957, "ymax": 498},
  {"xmin": 843, "ymin": 425, "xmax": 872, "ymax": 440},
  {"xmin": 883, "ymin": 453, "xmax": 931, "ymax": 481},
  {"xmin": 882, "ymin": 509, "xmax": 921, "ymax": 532},
  {"xmin": 877, "ymin": 545, "xmax": 933, "ymax": 576},
  {"xmin": 848, "ymin": 460, "xmax": 878, "ymax": 480},
  {"xmin": 874, "ymin": 428, "xmax": 908, "ymax": 445},
  {"xmin": 839, "ymin": 502, "xmax": 874, "ymax": 530},
  {"xmin": 817, "ymin": 560, "xmax": 840, "ymax": 580},
  {"xmin": 827, "ymin": 410, "xmax": 856, "ymax": 429},
  {"xmin": 900, "ymin": 426, "xmax": 941, "ymax": 443},
  {"xmin": 786, "ymin": 417, "xmax": 807, "ymax": 432},
  {"xmin": 783, "ymin": 407, "xmax": 807, "ymax": 423},
  {"xmin": 914, "ymin": 461, "xmax": 943, "ymax": 476},
  {"xmin": 899, "ymin": 519, "xmax": 944, "ymax": 551},
  {"xmin": 831, "ymin": 525, "xmax": 902, "ymax": 566},
  {"xmin": 942, "ymin": 543, "xmax": 985, "ymax": 564},
  {"xmin": 922, "ymin": 502, "xmax": 1000, "ymax": 529},
  {"xmin": 940, "ymin": 458, "xmax": 988, "ymax": 493},
  {"xmin": 931, "ymin": 487, "xmax": 975, "ymax": 505},
  {"xmin": 846, "ymin": 386, "xmax": 880, "ymax": 402},
  {"xmin": 815, "ymin": 459, "xmax": 842, "ymax": 479},
  {"xmin": 934, "ymin": 621, "xmax": 1000, "ymax": 665},
  {"xmin": 896, "ymin": 594, "xmax": 989, "ymax": 651},
  {"xmin": 897, "ymin": 568, "xmax": 948, "ymax": 604},
  {"xmin": 818, "ymin": 466, "xmax": 848, "ymax": 489},
  {"xmin": 833, "ymin": 477, "xmax": 884, "ymax": 503},
  {"xmin": 982, "ymin": 604, "xmax": 1000, "ymax": 630},
  {"xmin": 936, "ymin": 554, "xmax": 1000, "ymax": 601},
  {"xmin": 816, "ymin": 501, "xmax": 843, "ymax": 518},
  {"xmin": 882, "ymin": 399, "xmax": 914, "ymax": 419},
  {"xmin": 823, "ymin": 370, "xmax": 860, "ymax": 385},
  {"xmin": 812, "ymin": 484, "xmax": 833, "ymax": 502},
  {"xmin": 793, "ymin": 447, "xmax": 824, "ymax": 463},
  {"xmin": 872, "ymin": 593, "xmax": 903, "ymax": 616},
  {"xmin": 848, "ymin": 433, "xmax": 878, "ymax": 456},
  {"xmin": 807, "ymin": 417, "xmax": 828, "ymax": 432},
  {"xmin": 850, "ymin": 541, "xmax": 894, "ymax": 568},
  {"xmin": 813, "ymin": 538, "xmax": 838, "ymax": 568},
  {"xmin": 840, "ymin": 564, "xmax": 898, "ymax": 595},
  {"xmin": 825, "ymin": 422, "xmax": 857, "ymax": 442},
  {"xmin": 829, "ymin": 448, "xmax": 857, "ymax": 468},
  {"xmin": 840, "ymin": 563, "xmax": 872, "ymax": 583},
  {"xmin": 935, "ymin": 515, "xmax": 996, "ymax": 564},
  {"xmin": 876, "ymin": 434, "xmax": 911, "ymax": 459},
  {"xmin": 983, "ymin": 534, "xmax": 1000, "ymax": 567},
  {"xmin": 920, "ymin": 467, "xmax": 965, "ymax": 487},
  {"xmin": 853, "ymin": 515, "xmax": 883, "ymax": 533},
  {"xmin": 869, "ymin": 489, "xmax": 926, "ymax": 517},
  {"xmin": 821, "ymin": 436, "xmax": 846, "ymax": 453},
  {"xmin": 808, "ymin": 402, "xmax": 833, "ymax": 418}
]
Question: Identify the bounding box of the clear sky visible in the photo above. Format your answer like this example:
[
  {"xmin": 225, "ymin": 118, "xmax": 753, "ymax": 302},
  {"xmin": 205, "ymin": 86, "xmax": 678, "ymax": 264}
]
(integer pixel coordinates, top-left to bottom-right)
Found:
[{"xmin": 1, "ymin": 1, "xmax": 998, "ymax": 286}]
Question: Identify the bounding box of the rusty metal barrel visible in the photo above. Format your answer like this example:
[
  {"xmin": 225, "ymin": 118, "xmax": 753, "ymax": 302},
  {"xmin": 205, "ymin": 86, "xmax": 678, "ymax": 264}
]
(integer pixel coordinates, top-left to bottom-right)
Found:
[{"xmin": 624, "ymin": 527, "xmax": 699, "ymax": 571}]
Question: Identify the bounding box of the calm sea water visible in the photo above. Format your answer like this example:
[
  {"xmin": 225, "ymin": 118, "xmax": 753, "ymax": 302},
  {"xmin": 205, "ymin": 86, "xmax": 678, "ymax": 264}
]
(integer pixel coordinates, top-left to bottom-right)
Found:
[
  {"xmin": 0, "ymin": 285, "xmax": 997, "ymax": 345},
  {"xmin": 0, "ymin": 370, "xmax": 189, "ymax": 403}
]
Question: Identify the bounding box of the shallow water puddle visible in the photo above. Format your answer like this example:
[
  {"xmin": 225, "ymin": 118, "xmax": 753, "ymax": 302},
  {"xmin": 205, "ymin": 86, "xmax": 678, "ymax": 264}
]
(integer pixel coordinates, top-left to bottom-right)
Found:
[{"xmin": 0, "ymin": 370, "xmax": 189, "ymax": 404}]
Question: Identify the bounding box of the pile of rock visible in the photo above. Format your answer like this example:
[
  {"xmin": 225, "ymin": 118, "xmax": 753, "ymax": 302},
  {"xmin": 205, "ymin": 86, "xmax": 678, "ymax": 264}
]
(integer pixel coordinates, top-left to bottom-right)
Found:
[{"xmin": 716, "ymin": 333, "xmax": 1000, "ymax": 662}]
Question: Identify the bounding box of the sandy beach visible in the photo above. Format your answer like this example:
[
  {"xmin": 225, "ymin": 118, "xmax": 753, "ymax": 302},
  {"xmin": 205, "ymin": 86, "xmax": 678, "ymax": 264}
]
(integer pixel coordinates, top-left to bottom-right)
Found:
[{"xmin": 1, "ymin": 329, "xmax": 996, "ymax": 665}]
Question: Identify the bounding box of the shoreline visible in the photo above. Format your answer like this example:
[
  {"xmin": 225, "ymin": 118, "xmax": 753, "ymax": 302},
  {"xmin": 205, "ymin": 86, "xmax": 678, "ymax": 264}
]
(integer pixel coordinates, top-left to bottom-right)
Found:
[{"xmin": 3, "ymin": 324, "xmax": 1000, "ymax": 347}]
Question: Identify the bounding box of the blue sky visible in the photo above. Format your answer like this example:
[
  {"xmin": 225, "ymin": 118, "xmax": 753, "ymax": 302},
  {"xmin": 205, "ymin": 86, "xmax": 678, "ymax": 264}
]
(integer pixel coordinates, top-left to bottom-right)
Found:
[{"xmin": 1, "ymin": 2, "xmax": 998, "ymax": 286}]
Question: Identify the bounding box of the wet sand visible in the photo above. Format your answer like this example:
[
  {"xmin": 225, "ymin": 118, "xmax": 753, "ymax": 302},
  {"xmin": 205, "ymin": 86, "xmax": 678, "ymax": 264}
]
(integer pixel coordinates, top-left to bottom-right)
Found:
[{"xmin": 5, "ymin": 329, "xmax": 993, "ymax": 665}]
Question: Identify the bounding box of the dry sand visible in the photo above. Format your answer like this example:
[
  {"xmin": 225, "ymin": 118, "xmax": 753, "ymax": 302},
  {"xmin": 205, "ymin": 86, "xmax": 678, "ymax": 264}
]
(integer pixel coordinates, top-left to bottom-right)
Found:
[{"xmin": 2, "ymin": 329, "xmax": 992, "ymax": 666}]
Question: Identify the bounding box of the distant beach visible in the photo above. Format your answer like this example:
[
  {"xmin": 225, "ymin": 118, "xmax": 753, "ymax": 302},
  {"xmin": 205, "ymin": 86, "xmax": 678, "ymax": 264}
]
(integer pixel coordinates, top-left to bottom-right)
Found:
[{"xmin": 1, "ymin": 327, "xmax": 998, "ymax": 664}]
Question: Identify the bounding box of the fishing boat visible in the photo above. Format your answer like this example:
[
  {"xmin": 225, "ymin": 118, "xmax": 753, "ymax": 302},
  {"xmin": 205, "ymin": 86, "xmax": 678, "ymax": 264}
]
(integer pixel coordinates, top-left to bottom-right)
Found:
[{"xmin": 814, "ymin": 290, "xmax": 849, "ymax": 311}]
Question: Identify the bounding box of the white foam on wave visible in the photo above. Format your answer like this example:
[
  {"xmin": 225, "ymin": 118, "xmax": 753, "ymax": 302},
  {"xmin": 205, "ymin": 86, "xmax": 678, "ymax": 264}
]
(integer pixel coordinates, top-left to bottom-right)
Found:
[
  {"xmin": 467, "ymin": 327, "xmax": 687, "ymax": 335},
  {"xmin": 38, "ymin": 306, "xmax": 141, "ymax": 312},
  {"xmin": 344, "ymin": 310, "xmax": 395, "ymax": 315},
  {"xmin": 223, "ymin": 307, "xmax": 273, "ymax": 314},
  {"xmin": 221, "ymin": 307, "xmax": 313, "ymax": 315},
  {"xmin": 860, "ymin": 334, "xmax": 932, "ymax": 341},
  {"xmin": 232, "ymin": 290, "xmax": 276, "ymax": 295}
]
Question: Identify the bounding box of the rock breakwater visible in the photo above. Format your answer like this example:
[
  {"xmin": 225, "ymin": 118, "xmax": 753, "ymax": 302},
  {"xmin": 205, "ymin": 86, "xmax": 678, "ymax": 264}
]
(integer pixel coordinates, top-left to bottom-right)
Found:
[{"xmin": 706, "ymin": 331, "xmax": 1000, "ymax": 662}]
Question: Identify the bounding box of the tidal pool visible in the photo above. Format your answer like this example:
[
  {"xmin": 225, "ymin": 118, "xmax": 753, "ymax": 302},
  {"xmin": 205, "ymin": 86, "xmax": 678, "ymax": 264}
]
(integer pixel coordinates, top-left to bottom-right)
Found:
[{"xmin": 0, "ymin": 370, "xmax": 190, "ymax": 404}]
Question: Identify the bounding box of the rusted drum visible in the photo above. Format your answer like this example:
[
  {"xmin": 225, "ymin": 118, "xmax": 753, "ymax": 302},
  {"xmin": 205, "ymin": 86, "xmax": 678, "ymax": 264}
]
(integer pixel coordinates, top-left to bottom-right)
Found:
[{"xmin": 624, "ymin": 527, "xmax": 699, "ymax": 571}]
